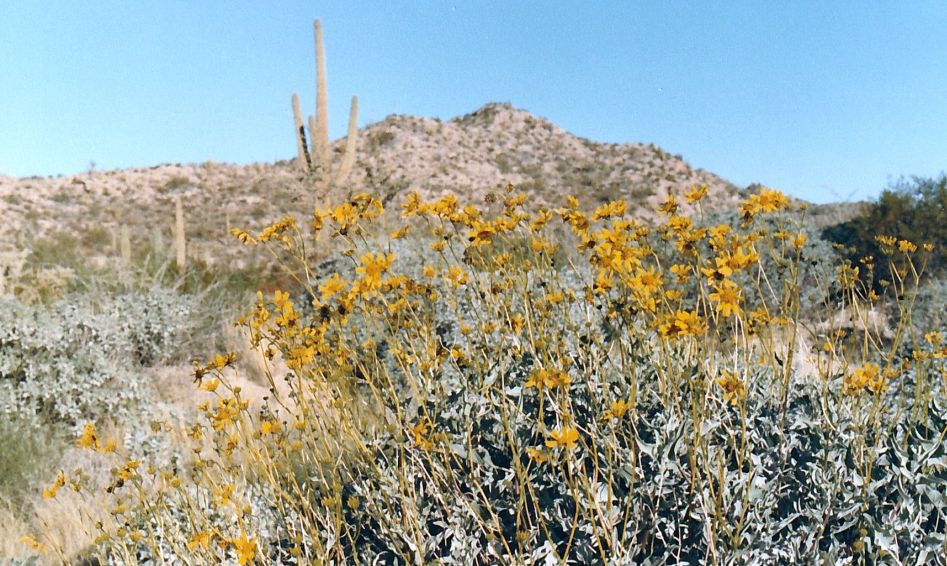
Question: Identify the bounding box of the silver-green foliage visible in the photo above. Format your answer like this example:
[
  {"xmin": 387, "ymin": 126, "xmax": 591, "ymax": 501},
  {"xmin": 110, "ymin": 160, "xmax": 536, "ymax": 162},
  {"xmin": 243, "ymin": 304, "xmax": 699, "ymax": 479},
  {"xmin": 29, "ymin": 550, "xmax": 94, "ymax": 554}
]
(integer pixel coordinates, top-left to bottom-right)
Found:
[
  {"xmin": 0, "ymin": 288, "xmax": 194, "ymax": 429},
  {"xmin": 237, "ymin": 243, "xmax": 947, "ymax": 564}
]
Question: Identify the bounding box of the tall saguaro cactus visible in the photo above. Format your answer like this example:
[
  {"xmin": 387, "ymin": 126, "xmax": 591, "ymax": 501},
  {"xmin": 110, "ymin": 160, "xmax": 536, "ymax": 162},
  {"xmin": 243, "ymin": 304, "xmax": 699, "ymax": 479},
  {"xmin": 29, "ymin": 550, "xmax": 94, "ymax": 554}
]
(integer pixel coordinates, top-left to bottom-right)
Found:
[{"xmin": 292, "ymin": 19, "xmax": 359, "ymax": 193}]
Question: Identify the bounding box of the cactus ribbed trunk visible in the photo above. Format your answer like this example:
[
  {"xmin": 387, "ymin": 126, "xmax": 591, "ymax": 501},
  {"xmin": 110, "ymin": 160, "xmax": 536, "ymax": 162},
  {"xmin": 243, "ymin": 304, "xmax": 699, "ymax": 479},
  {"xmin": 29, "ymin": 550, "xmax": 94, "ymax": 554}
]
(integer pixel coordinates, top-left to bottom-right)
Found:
[
  {"xmin": 314, "ymin": 19, "xmax": 330, "ymax": 173},
  {"xmin": 151, "ymin": 226, "xmax": 164, "ymax": 257},
  {"xmin": 308, "ymin": 114, "xmax": 322, "ymax": 175},
  {"xmin": 119, "ymin": 224, "xmax": 131, "ymax": 263},
  {"xmin": 174, "ymin": 196, "xmax": 186, "ymax": 270}
]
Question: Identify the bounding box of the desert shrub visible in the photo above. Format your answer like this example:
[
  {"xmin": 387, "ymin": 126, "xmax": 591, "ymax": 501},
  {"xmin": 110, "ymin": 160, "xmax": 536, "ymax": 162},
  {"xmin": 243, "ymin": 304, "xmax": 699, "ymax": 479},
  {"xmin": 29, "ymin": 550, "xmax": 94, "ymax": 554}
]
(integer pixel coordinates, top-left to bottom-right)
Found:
[
  {"xmin": 0, "ymin": 413, "xmax": 67, "ymax": 508},
  {"xmin": 32, "ymin": 188, "xmax": 947, "ymax": 564},
  {"xmin": 108, "ymin": 287, "xmax": 196, "ymax": 366},
  {"xmin": 823, "ymin": 174, "xmax": 947, "ymax": 287},
  {"xmin": 0, "ymin": 287, "xmax": 195, "ymax": 429}
]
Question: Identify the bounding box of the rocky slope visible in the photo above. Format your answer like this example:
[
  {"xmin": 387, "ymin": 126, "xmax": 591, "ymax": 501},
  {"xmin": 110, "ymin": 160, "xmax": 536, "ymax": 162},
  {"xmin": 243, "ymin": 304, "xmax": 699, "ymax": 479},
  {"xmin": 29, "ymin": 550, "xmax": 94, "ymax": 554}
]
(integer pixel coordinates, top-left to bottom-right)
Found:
[{"xmin": 2, "ymin": 102, "xmax": 835, "ymax": 268}]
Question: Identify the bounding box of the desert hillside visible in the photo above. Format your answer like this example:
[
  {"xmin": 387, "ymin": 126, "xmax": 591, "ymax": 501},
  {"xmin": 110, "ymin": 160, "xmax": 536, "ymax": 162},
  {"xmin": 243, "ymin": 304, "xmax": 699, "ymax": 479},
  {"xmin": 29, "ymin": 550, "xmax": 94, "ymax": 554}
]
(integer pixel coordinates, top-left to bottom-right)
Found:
[{"xmin": 1, "ymin": 103, "xmax": 754, "ymax": 261}]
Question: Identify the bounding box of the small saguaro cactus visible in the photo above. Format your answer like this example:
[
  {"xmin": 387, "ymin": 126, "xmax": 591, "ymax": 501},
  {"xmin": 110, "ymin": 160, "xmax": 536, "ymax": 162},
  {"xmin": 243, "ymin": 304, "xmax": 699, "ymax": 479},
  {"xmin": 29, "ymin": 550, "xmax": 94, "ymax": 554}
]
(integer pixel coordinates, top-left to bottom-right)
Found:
[
  {"xmin": 174, "ymin": 196, "xmax": 186, "ymax": 269},
  {"xmin": 119, "ymin": 224, "xmax": 132, "ymax": 263},
  {"xmin": 291, "ymin": 19, "xmax": 359, "ymax": 195}
]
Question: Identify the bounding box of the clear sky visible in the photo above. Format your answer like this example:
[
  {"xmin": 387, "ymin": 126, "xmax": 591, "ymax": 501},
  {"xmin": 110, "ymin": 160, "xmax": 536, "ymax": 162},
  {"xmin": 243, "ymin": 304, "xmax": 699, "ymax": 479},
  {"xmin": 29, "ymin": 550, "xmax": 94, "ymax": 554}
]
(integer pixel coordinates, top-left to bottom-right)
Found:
[{"xmin": 1, "ymin": 1, "xmax": 945, "ymax": 203}]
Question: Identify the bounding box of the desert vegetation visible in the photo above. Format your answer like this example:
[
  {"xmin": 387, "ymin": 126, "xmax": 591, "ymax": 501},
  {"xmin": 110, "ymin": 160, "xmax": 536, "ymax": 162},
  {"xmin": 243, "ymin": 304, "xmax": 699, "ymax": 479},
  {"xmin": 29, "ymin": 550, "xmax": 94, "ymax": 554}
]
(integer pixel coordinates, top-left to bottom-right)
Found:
[
  {"xmin": 3, "ymin": 179, "xmax": 945, "ymax": 564},
  {"xmin": 2, "ymin": 16, "xmax": 945, "ymax": 566}
]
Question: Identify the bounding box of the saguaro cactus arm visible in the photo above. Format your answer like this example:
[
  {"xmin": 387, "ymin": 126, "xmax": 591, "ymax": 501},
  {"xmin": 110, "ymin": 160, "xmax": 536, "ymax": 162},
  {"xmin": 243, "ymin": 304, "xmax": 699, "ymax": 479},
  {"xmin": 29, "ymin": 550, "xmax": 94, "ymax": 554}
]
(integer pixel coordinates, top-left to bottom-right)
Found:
[
  {"xmin": 291, "ymin": 94, "xmax": 311, "ymax": 171},
  {"xmin": 334, "ymin": 95, "xmax": 359, "ymax": 185}
]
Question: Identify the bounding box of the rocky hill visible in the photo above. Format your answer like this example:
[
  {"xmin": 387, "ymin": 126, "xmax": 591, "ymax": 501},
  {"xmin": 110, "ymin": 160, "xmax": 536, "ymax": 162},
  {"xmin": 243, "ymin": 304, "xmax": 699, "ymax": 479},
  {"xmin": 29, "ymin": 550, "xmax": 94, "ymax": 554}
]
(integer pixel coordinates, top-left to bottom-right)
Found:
[{"xmin": 2, "ymin": 102, "xmax": 832, "ymax": 268}]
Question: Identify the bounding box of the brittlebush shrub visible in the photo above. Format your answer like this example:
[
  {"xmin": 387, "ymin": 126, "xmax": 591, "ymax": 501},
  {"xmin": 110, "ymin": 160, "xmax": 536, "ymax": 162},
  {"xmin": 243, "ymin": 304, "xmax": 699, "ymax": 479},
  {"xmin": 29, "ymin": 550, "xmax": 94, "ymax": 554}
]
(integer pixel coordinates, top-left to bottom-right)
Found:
[{"xmin": 31, "ymin": 187, "xmax": 947, "ymax": 564}]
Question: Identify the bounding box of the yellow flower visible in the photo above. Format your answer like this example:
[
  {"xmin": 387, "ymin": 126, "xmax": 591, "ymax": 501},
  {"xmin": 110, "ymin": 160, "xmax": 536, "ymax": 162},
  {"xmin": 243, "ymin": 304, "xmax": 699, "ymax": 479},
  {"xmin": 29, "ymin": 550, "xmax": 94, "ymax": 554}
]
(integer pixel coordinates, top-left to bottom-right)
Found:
[
  {"xmin": 260, "ymin": 419, "xmax": 281, "ymax": 436},
  {"xmin": 432, "ymin": 193, "xmax": 459, "ymax": 217},
  {"xmin": 603, "ymin": 399, "xmax": 632, "ymax": 420},
  {"xmin": 594, "ymin": 269, "xmax": 614, "ymax": 294},
  {"xmin": 200, "ymin": 378, "xmax": 220, "ymax": 392},
  {"xmin": 628, "ymin": 267, "xmax": 663, "ymax": 297},
  {"xmin": 214, "ymin": 483, "xmax": 236, "ymax": 507},
  {"xmin": 708, "ymin": 224, "xmax": 732, "ymax": 248},
  {"xmin": 43, "ymin": 472, "xmax": 66, "ymax": 499},
  {"xmin": 391, "ymin": 225, "xmax": 411, "ymax": 240},
  {"xmin": 186, "ymin": 530, "xmax": 213, "ymax": 550},
  {"xmin": 467, "ymin": 221, "xmax": 496, "ymax": 246},
  {"xmin": 257, "ymin": 216, "xmax": 297, "ymax": 243},
  {"xmin": 709, "ymin": 280, "xmax": 743, "ymax": 317},
  {"xmin": 757, "ymin": 188, "xmax": 789, "ymax": 212},
  {"xmin": 286, "ymin": 344, "xmax": 316, "ymax": 370},
  {"xmin": 230, "ymin": 227, "xmax": 257, "ymax": 245},
  {"xmin": 545, "ymin": 426, "xmax": 580, "ymax": 450},
  {"xmin": 791, "ymin": 233, "xmax": 807, "ymax": 251},
  {"xmin": 715, "ymin": 371, "xmax": 746, "ymax": 404},
  {"xmin": 19, "ymin": 534, "xmax": 46, "ymax": 553},
  {"xmin": 531, "ymin": 237, "xmax": 554, "ymax": 254},
  {"xmin": 330, "ymin": 202, "xmax": 359, "ymax": 228},
  {"xmin": 657, "ymin": 194, "xmax": 679, "ymax": 216},
  {"xmin": 726, "ymin": 246, "xmax": 759, "ymax": 271},
  {"xmin": 402, "ymin": 191, "xmax": 422, "ymax": 217},
  {"xmin": 525, "ymin": 369, "xmax": 570, "ymax": 390},
  {"xmin": 117, "ymin": 460, "xmax": 141, "ymax": 481},
  {"xmin": 319, "ymin": 273, "xmax": 347, "ymax": 301},
  {"xmin": 740, "ymin": 187, "xmax": 789, "ymax": 218},
  {"xmin": 526, "ymin": 447, "xmax": 549, "ymax": 463},
  {"xmin": 355, "ymin": 253, "xmax": 394, "ymax": 292},
  {"xmin": 659, "ymin": 310, "xmax": 706, "ymax": 339},
  {"xmin": 684, "ymin": 184, "xmax": 708, "ymax": 204},
  {"xmin": 545, "ymin": 290, "xmax": 566, "ymax": 306},
  {"xmin": 212, "ymin": 352, "xmax": 236, "ymax": 370},
  {"xmin": 211, "ymin": 398, "xmax": 241, "ymax": 431},
  {"xmin": 77, "ymin": 422, "xmax": 99, "ymax": 450},
  {"xmin": 530, "ymin": 209, "xmax": 553, "ymax": 231},
  {"xmin": 898, "ymin": 239, "xmax": 917, "ymax": 253},
  {"xmin": 843, "ymin": 362, "xmax": 881, "ymax": 395},
  {"xmin": 445, "ymin": 265, "xmax": 468, "ymax": 287},
  {"xmin": 700, "ymin": 257, "xmax": 733, "ymax": 280},
  {"xmin": 310, "ymin": 209, "xmax": 326, "ymax": 231},
  {"xmin": 592, "ymin": 199, "xmax": 626, "ymax": 220},
  {"xmin": 670, "ymin": 264, "xmax": 691, "ymax": 282},
  {"xmin": 410, "ymin": 418, "xmax": 434, "ymax": 451},
  {"xmin": 231, "ymin": 532, "xmax": 257, "ymax": 565}
]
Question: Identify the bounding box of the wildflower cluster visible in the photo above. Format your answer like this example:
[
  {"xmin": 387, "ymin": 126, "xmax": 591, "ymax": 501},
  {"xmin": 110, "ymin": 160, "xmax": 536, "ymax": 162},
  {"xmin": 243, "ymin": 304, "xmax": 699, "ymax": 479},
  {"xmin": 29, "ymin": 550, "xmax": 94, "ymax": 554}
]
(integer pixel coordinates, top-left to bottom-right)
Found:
[{"xmin": 33, "ymin": 185, "xmax": 946, "ymax": 564}]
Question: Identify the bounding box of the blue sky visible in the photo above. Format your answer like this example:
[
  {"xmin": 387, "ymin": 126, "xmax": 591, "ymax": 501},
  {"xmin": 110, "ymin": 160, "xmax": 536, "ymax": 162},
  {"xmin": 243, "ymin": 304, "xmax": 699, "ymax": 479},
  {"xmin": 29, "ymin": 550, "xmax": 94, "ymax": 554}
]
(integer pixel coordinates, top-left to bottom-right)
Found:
[{"xmin": 1, "ymin": 2, "xmax": 945, "ymax": 203}]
